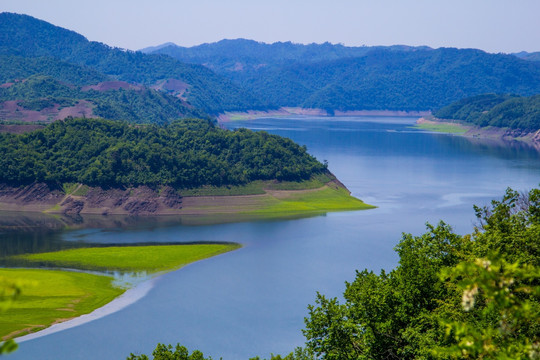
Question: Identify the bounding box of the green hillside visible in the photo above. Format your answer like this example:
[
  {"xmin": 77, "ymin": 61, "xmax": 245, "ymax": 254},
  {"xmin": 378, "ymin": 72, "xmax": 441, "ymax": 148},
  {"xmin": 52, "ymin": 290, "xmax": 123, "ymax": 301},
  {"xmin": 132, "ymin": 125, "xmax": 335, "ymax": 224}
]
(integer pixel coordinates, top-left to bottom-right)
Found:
[
  {"xmin": 0, "ymin": 75, "xmax": 206, "ymax": 124},
  {"xmin": 434, "ymin": 94, "xmax": 540, "ymax": 130},
  {"xmin": 148, "ymin": 39, "xmax": 540, "ymax": 112},
  {"xmin": 0, "ymin": 54, "xmax": 107, "ymax": 85},
  {"xmin": 0, "ymin": 13, "xmax": 262, "ymax": 114},
  {"xmin": 0, "ymin": 118, "xmax": 327, "ymax": 188}
]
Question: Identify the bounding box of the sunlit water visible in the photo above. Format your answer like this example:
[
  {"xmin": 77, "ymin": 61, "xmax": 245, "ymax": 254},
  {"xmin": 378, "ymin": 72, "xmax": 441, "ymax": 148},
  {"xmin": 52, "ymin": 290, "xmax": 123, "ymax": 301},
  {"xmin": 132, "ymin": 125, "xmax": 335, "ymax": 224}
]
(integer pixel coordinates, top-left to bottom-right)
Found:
[{"xmin": 5, "ymin": 116, "xmax": 540, "ymax": 359}]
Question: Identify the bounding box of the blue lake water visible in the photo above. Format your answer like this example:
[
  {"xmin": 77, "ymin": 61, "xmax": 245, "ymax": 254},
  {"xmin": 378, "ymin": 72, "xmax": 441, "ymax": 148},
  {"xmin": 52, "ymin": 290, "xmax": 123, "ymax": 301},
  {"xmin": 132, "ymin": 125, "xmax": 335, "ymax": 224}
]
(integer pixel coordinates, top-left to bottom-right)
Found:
[{"xmin": 5, "ymin": 116, "xmax": 540, "ymax": 359}]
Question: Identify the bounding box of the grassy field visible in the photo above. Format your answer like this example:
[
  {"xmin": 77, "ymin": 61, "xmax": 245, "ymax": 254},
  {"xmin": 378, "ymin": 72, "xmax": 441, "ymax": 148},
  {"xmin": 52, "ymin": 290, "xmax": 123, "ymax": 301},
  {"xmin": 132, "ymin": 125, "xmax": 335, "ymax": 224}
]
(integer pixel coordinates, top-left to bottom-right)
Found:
[
  {"xmin": 179, "ymin": 174, "xmax": 333, "ymax": 196},
  {"xmin": 11, "ymin": 244, "xmax": 240, "ymax": 273},
  {"xmin": 0, "ymin": 268, "xmax": 124, "ymax": 340},
  {"xmin": 256, "ymin": 185, "xmax": 375, "ymax": 216},
  {"xmin": 2, "ymin": 243, "xmax": 239, "ymax": 340},
  {"xmin": 414, "ymin": 122, "xmax": 468, "ymax": 134}
]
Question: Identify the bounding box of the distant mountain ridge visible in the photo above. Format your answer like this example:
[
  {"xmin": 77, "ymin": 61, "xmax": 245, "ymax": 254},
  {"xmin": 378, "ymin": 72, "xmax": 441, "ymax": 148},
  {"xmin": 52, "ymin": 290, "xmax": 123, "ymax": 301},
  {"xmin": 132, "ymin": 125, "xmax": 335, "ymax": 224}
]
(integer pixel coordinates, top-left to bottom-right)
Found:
[
  {"xmin": 2, "ymin": 12, "xmax": 540, "ymax": 117},
  {"xmin": 0, "ymin": 13, "xmax": 262, "ymax": 115},
  {"xmin": 145, "ymin": 39, "xmax": 540, "ymax": 112},
  {"xmin": 513, "ymin": 51, "xmax": 540, "ymax": 62}
]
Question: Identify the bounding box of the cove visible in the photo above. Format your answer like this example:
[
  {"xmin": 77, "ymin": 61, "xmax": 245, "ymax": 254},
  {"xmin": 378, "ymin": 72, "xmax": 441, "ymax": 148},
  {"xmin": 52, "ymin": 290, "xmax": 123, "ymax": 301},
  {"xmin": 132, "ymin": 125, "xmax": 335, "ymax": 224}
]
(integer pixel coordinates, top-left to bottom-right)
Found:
[{"xmin": 4, "ymin": 116, "xmax": 540, "ymax": 360}]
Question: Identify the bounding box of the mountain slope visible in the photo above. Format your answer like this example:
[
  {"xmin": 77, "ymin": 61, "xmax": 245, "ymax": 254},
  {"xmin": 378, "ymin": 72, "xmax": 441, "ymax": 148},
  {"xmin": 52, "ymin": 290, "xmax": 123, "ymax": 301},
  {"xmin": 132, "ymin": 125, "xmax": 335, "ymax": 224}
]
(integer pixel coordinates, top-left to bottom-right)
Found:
[
  {"xmin": 0, "ymin": 13, "xmax": 263, "ymax": 114},
  {"xmin": 0, "ymin": 75, "xmax": 206, "ymax": 124},
  {"xmin": 434, "ymin": 94, "xmax": 540, "ymax": 130},
  {"xmin": 147, "ymin": 39, "xmax": 540, "ymax": 112}
]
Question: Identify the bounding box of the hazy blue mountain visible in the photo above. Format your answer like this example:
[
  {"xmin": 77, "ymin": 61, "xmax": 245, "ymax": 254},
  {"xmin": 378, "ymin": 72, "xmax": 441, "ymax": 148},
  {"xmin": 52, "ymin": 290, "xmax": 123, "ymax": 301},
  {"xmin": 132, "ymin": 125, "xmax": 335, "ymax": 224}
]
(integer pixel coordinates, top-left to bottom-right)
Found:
[
  {"xmin": 513, "ymin": 51, "xmax": 540, "ymax": 62},
  {"xmin": 143, "ymin": 39, "xmax": 430, "ymax": 82},
  {"xmin": 145, "ymin": 39, "xmax": 540, "ymax": 112}
]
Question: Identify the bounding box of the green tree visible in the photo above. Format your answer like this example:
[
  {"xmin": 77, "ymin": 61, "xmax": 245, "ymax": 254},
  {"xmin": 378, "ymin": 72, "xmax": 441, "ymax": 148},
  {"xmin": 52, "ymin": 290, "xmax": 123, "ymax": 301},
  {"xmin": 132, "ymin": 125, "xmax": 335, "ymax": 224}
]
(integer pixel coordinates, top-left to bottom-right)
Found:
[
  {"xmin": 303, "ymin": 187, "xmax": 540, "ymax": 360},
  {"xmin": 0, "ymin": 277, "xmax": 22, "ymax": 355},
  {"xmin": 435, "ymin": 257, "xmax": 540, "ymax": 359},
  {"xmin": 127, "ymin": 343, "xmax": 211, "ymax": 360}
]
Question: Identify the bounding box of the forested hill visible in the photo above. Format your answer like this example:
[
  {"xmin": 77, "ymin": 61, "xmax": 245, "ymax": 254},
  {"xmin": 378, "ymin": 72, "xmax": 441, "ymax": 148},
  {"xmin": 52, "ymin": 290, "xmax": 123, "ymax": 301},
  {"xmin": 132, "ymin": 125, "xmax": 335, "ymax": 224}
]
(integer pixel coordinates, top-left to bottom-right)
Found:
[
  {"xmin": 146, "ymin": 39, "xmax": 540, "ymax": 112},
  {"xmin": 0, "ymin": 118, "xmax": 326, "ymax": 189},
  {"xmin": 0, "ymin": 75, "xmax": 207, "ymax": 124},
  {"xmin": 3, "ymin": 13, "xmax": 540, "ymax": 115},
  {"xmin": 141, "ymin": 39, "xmax": 428, "ymax": 81},
  {"xmin": 434, "ymin": 94, "xmax": 540, "ymax": 130},
  {"xmin": 0, "ymin": 13, "xmax": 263, "ymax": 114}
]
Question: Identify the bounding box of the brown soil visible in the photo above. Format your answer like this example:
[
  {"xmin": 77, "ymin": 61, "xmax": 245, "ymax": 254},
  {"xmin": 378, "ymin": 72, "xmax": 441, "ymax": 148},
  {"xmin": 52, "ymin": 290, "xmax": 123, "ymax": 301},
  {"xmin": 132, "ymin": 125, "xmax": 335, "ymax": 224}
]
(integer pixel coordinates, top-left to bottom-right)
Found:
[
  {"xmin": 56, "ymin": 100, "xmax": 96, "ymax": 119},
  {"xmin": 334, "ymin": 109, "xmax": 430, "ymax": 117},
  {"xmin": 151, "ymin": 79, "xmax": 189, "ymax": 98},
  {"xmin": 0, "ymin": 100, "xmax": 97, "ymax": 124},
  {"xmin": 0, "ymin": 183, "xmax": 181, "ymax": 215},
  {"xmin": 81, "ymin": 81, "xmax": 144, "ymax": 92}
]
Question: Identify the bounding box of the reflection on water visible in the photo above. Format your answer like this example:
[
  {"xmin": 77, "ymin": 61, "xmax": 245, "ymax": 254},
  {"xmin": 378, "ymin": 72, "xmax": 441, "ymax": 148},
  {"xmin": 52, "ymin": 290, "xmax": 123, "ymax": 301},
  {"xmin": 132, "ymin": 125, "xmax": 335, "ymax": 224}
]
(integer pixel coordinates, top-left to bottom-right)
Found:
[
  {"xmin": 434, "ymin": 133, "xmax": 540, "ymax": 163},
  {"xmin": 5, "ymin": 116, "xmax": 540, "ymax": 360},
  {"xmin": 0, "ymin": 211, "xmax": 322, "ymax": 258}
]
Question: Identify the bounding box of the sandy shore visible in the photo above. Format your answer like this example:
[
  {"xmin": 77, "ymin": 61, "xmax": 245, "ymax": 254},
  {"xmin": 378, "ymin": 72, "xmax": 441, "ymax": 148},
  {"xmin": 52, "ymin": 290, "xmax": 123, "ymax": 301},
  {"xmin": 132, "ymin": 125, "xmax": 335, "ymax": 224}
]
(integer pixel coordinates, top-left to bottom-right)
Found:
[{"xmin": 218, "ymin": 107, "xmax": 431, "ymax": 122}]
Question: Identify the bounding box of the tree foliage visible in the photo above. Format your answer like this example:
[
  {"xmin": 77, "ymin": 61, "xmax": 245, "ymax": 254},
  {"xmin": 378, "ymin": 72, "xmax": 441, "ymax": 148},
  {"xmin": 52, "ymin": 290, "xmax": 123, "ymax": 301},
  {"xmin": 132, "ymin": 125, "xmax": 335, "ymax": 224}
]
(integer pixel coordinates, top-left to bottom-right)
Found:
[
  {"xmin": 0, "ymin": 277, "xmax": 23, "ymax": 355},
  {"xmin": 303, "ymin": 188, "xmax": 540, "ymax": 359},
  {"xmin": 148, "ymin": 40, "xmax": 540, "ymax": 112},
  {"xmin": 0, "ymin": 13, "xmax": 263, "ymax": 114},
  {"xmin": 0, "ymin": 75, "xmax": 207, "ymax": 124},
  {"xmin": 435, "ymin": 94, "xmax": 540, "ymax": 130},
  {"xmin": 0, "ymin": 118, "xmax": 327, "ymax": 189},
  {"xmin": 127, "ymin": 343, "xmax": 212, "ymax": 360}
]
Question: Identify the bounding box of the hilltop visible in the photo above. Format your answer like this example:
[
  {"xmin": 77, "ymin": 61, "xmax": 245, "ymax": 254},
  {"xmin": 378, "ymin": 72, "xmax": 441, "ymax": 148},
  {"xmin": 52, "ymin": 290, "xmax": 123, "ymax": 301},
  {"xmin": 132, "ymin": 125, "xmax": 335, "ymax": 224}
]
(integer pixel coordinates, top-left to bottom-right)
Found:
[
  {"xmin": 0, "ymin": 13, "xmax": 263, "ymax": 116},
  {"xmin": 146, "ymin": 39, "xmax": 540, "ymax": 112}
]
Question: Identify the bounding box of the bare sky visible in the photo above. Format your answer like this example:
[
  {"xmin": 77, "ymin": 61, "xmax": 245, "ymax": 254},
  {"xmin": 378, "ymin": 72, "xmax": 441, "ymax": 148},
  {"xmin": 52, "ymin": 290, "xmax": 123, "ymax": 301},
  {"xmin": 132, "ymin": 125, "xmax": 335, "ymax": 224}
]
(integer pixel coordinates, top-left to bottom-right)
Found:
[{"xmin": 1, "ymin": 0, "xmax": 539, "ymax": 53}]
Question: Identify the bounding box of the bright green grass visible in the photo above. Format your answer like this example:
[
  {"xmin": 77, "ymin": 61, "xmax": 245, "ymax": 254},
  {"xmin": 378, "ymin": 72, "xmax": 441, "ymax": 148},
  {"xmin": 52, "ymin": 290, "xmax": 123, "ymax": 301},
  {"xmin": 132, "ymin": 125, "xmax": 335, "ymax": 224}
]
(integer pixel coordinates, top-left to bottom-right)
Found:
[
  {"xmin": 265, "ymin": 173, "xmax": 332, "ymax": 191},
  {"xmin": 0, "ymin": 269, "xmax": 124, "ymax": 340},
  {"xmin": 253, "ymin": 186, "xmax": 375, "ymax": 216},
  {"xmin": 12, "ymin": 244, "xmax": 240, "ymax": 273},
  {"xmin": 180, "ymin": 181, "xmax": 266, "ymax": 196},
  {"xmin": 414, "ymin": 123, "xmax": 468, "ymax": 134},
  {"xmin": 180, "ymin": 174, "xmax": 333, "ymax": 196}
]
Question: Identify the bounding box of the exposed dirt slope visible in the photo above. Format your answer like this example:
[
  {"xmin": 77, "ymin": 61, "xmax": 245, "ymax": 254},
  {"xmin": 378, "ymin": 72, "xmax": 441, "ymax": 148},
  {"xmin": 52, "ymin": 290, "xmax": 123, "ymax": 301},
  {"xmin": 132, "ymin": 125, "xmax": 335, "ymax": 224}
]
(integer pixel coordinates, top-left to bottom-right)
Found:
[{"xmin": 0, "ymin": 183, "xmax": 183, "ymax": 216}]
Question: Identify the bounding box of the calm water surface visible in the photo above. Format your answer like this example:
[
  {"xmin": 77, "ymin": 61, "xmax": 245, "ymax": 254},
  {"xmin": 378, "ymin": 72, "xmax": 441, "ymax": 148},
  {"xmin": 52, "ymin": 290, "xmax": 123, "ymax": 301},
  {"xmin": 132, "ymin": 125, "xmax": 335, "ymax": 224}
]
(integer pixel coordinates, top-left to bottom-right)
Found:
[{"xmin": 6, "ymin": 116, "xmax": 540, "ymax": 359}]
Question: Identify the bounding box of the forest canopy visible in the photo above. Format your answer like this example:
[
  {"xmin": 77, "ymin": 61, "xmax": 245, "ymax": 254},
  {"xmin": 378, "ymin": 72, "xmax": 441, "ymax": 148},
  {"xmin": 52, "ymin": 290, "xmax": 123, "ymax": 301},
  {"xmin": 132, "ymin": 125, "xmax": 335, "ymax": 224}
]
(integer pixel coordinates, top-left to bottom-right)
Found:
[
  {"xmin": 434, "ymin": 94, "xmax": 540, "ymax": 130},
  {"xmin": 0, "ymin": 118, "xmax": 327, "ymax": 189}
]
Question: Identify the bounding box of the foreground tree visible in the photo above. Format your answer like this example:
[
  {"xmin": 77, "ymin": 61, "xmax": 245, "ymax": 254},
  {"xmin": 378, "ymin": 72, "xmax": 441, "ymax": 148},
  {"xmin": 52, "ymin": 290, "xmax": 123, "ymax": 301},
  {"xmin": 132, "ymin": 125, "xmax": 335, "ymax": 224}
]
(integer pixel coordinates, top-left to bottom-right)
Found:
[
  {"xmin": 0, "ymin": 277, "xmax": 22, "ymax": 355},
  {"xmin": 303, "ymin": 187, "xmax": 540, "ymax": 359},
  {"xmin": 129, "ymin": 188, "xmax": 540, "ymax": 359},
  {"xmin": 127, "ymin": 343, "xmax": 211, "ymax": 360}
]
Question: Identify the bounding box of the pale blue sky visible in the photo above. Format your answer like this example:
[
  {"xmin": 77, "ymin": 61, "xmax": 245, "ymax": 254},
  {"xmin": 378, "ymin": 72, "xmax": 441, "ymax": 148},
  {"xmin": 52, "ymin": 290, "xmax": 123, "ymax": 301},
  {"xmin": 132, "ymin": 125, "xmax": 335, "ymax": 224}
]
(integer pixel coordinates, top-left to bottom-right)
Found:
[{"xmin": 1, "ymin": 0, "xmax": 539, "ymax": 53}]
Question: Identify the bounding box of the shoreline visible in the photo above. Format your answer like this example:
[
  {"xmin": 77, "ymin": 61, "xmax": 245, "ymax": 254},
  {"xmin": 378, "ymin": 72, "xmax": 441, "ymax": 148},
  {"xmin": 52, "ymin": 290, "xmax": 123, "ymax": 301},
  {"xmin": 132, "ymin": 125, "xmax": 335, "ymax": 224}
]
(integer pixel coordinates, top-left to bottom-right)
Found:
[
  {"xmin": 6, "ymin": 244, "xmax": 240, "ymax": 342},
  {"xmin": 416, "ymin": 117, "xmax": 540, "ymax": 149},
  {"xmin": 218, "ymin": 107, "xmax": 431, "ymax": 122},
  {"xmin": 16, "ymin": 276, "xmax": 157, "ymax": 343},
  {"xmin": 0, "ymin": 181, "xmax": 374, "ymax": 219}
]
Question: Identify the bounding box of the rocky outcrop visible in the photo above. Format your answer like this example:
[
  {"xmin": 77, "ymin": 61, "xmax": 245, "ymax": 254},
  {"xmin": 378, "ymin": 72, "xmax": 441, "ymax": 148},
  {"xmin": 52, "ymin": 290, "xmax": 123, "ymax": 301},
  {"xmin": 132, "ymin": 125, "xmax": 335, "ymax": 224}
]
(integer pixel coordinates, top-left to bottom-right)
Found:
[{"xmin": 0, "ymin": 183, "xmax": 183, "ymax": 216}]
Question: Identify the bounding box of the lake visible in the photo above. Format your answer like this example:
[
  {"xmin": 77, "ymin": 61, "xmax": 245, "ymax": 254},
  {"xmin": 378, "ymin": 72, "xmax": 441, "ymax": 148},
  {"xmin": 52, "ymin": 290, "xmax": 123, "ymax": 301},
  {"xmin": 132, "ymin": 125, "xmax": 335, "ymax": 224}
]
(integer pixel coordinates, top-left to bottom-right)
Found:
[{"xmin": 5, "ymin": 116, "xmax": 540, "ymax": 359}]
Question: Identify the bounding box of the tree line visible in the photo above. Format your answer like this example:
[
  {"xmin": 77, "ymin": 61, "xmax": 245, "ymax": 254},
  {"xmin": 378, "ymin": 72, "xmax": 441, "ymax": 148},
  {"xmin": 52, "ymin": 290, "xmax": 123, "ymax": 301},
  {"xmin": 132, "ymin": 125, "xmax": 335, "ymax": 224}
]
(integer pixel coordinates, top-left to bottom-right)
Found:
[
  {"xmin": 435, "ymin": 93, "xmax": 540, "ymax": 130},
  {"xmin": 0, "ymin": 118, "xmax": 327, "ymax": 189}
]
